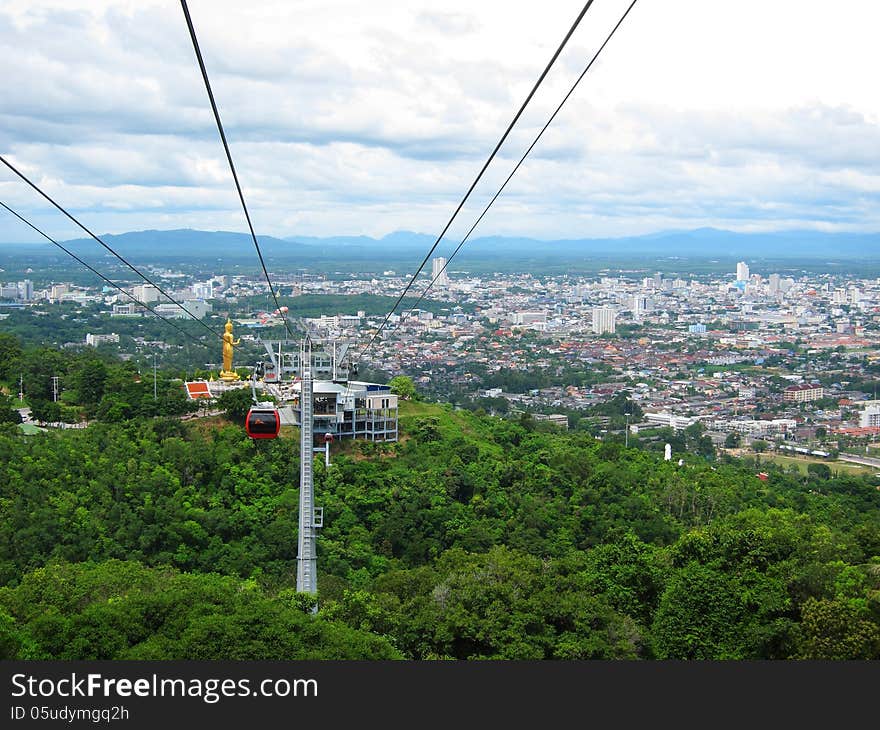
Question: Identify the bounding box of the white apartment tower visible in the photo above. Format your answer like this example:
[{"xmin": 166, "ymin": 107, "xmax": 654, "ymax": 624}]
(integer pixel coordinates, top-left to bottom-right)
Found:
[
  {"xmin": 860, "ymin": 406, "xmax": 880, "ymax": 428},
  {"xmin": 592, "ymin": 306, "xmax": 616, "ymax": 335},
  {"xmin": 133, "ymin": 284, "xmax": 160, "ymax": 303},
  {"xmin": 431, "ymin": 257, "xmax": 450, "ymax": 288},
  {"xmin": 17, "ymin": 280, "xmax": 34, "ymax": 300},
  {"xmin": 631, "ymin": 295, "xmax": 651, "ymax": 317},
  {"xmin": 736, "ymin": 261, "xmax": 750, "ymax": 282}
]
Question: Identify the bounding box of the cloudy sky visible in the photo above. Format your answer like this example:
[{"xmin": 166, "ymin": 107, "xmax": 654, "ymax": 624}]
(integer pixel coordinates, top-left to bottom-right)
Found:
[{"xmin": 1, "ymin": 0, "xmax": 879, "ymax": 244}]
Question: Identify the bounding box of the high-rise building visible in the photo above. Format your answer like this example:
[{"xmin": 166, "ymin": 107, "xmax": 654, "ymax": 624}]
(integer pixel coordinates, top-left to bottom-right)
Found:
[
  {"xmin": 860, "ymin": 406, "xmax": 880, "ymax": 428},
  {"xmin": 631, "ymin": 295, "xmax": 651, "ymax": 316},
  {"xmin": 592, "ymin": 306, "xmax": 616, "ymax": 335},
  {"xmin": 133, "ymin": 284, "xmax": 160, "ymax": 303},
  {"xmin": 431, "ymin": 257, "xmax": 450, "ymax": 288},
  {"xmin": 768, "ymin": 273, "xmax": 781, "ymax": 294},
  {"xmin": 17, "ymin": 280, "xmax": 33, "ymax": 300},
  {"xmin": 736, "ymin": 262, "xmax": 750, "ymax": 282}
]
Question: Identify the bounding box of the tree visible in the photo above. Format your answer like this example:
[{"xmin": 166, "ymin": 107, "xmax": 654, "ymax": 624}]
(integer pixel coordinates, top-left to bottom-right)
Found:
[
  {"xmin": 0, "ymin": 333, "xmax": 23, "ymax": 383},
  {"xmin": 411, "ymin": 417, "xmax": 440, "ymax": 443},
  {"xmin": 68, "ymin": 357, "xmax": 108, "ymax": 411},
  {"xmin": 797, "ymin": 598, "xmax": 880, "ymax": 659},
  {"xmin": 0, "ymin": 395, "xmax": 22, "ymax": 424},
  {"xmin": 684, "ymin": 421, "xmax": 705, "ymax": 440},
  {"xmin": 388, "ymin": 375, "xmax": 416, "ymax": 400},
  {"xmin": 217, "ymin": 387, "xmax": 253, "ymax": 425},
  {"xmin": 725, "ymin": 432, "xmax": 741, "ymax": 449},
  {"xmin": 0, "ymin": 608, "xmax": 38, "ymax": 659},
  {"xmin": 652, "ymin": 562, "xmax": 746, "ymax": 659},
  {"xmin": 16, "ymin": 348, "xmax": 66, "ymax": 403},
  {"xmin": 95, "ymin": 394, "xmax": 133, "ymax": 423},
  {"xmin": 0, "ymin": 561, "xmax": 401, "ymax": 660},
  {"xmin": 694, "ymin": 435, "xmax": 716, "ymax": 458},
  {"xmin": 29, "ymin": 399, "xmax": 61, "ymax": 424}
]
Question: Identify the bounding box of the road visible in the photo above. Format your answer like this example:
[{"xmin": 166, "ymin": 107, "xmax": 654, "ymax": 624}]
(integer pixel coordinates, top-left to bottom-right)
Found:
[{"xmin": 838, "ymin": 453, "xmax": 880, "ymax": 469}]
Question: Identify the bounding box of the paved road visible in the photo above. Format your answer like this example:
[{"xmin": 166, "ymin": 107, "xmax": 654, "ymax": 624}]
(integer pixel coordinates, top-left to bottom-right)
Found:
[{"xmin": 839, "ymin": 453, "xmax": 880, "ymax": 469}]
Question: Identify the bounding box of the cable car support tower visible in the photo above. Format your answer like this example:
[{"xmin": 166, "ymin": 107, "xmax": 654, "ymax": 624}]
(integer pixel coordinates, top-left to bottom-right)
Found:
[
  {"xmin": 296, "ymin": 337, "xmax": 320, "ymax": 596},
  {"xmin": 247, "ymin": 334, "xmax": 340, "ymax": 600}
]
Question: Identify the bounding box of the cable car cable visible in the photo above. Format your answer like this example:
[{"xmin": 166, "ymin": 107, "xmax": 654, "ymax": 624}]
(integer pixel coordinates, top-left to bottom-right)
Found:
[
  {"xmin": 179, "ymin": 0, "xmax": 296, "ymax": 340},
  {"xmin": 405, "ymin": 0, "xmax": 640, "ymax": 318},
  {"xmin": 0, "ymin": 200, "xmax": 213, "ymax": 349},
  {"xmin": 0, "ymin": 154, "xmax": 223, "ymax": 340},
  {"xmin": 354, "ymin": 0, "xmax": 598, "ymax": 365}
]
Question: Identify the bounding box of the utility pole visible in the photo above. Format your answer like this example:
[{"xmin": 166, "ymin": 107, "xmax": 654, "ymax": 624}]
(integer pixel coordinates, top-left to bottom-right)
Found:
[
  {"xmin": 19, "ymin": 373, "xmax": 24, "ymax": 403},
  {"xmin": 153, "ymin": 354, "xmax": 158, "ymax": 401},
  {"xmin": 625, "ymin": 412, "xmax": 631, "ymax": 448},
  {"xmin": 51, "ymin": 376, "xmax": 59, "ymax": 403}
]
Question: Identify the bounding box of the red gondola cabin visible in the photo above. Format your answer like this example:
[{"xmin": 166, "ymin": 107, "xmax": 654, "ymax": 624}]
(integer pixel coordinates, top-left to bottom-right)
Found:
[{"xmin": 246, "ymin": 407, "xmax": 280, "ymax": 439}]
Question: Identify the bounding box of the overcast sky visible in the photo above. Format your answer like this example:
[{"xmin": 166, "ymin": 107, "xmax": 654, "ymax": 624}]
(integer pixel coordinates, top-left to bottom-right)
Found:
[{"xmin": 1, "ymin": 0, "xmax": 879, "ymax": 244}]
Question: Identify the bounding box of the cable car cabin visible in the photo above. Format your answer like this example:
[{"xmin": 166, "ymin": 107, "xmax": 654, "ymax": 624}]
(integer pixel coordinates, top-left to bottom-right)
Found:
[{"xmin": 246, "ymin": 407, "xmax": 280, "ymax": 439}]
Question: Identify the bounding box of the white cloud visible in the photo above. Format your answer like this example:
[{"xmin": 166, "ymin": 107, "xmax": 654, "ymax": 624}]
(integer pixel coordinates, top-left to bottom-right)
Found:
[{"xmin": 0, "ymin": 0, "xmax": 879, "ymax": 244}]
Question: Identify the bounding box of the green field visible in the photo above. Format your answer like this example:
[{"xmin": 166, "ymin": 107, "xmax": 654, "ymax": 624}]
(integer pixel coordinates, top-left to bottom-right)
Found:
[
  {"xmin": 763, "ymin": 453, "xmax": 879, "ymax": 477},
  {"xmin": 398, "ymin": 400, "xmax": 439, "ymax": 418}
]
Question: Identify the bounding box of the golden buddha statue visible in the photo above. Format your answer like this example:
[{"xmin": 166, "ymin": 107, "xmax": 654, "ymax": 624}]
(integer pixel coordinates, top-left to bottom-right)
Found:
[{"xmin": 219, "ymin": 319, "xmax": 241, "ymax": 381}]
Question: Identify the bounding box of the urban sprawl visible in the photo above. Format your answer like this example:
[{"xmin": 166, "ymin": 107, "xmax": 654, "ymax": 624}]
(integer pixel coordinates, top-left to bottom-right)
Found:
[{"xmin": 3, "ymin": 257, "xmax": 880, "ymax": 464}]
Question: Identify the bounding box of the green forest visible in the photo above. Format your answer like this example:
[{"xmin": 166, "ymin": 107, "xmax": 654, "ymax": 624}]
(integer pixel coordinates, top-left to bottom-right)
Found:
[{"xmin": 1, "ymin": 335, "xmax": 879, "ymax": 660}]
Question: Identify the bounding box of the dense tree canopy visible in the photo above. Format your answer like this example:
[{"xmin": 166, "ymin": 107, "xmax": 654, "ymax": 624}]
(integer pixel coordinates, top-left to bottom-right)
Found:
[
  {"xmin": 2, "ymin": 333, "xmax": 879, "ymax": 660},
  {"xmin": 0, "ymin": 391, "xmax": 878, "ymax": 660},
  {"xmin": 0, "ymin": 334, "xmax": 197, "ymax": 424}
]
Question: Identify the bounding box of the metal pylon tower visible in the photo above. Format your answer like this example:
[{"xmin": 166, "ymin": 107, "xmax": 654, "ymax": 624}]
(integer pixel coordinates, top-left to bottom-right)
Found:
[{"xmin": 296, "ymin": 338, "xmax": 318, "ymax": 596}]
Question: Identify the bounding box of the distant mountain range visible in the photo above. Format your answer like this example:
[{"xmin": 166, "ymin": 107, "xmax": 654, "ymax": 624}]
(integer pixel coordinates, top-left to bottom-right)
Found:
[
  {"xmin": 3, "ymin": 227, "xmax": 879, "ymax": 263},
  {"xmin": 289, "ymin": 227, "xmax": 880, "ymax": 259}
]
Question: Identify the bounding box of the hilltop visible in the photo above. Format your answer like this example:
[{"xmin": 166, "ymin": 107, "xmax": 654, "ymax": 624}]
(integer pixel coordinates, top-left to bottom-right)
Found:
[{"xmin": 1, "ymin": 397, "xmax": 879, "ymax": 660}]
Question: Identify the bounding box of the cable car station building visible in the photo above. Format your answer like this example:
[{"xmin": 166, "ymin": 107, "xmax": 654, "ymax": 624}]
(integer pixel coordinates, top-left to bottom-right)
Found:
[
  {"xmin": 185, "ymin": 336, "xmax": 398, "ymax": 443},
  {"xmin": 284, "ymin": 380, "xmax": 398, "ymax": 442},
  {"xmin": 259, "ymin": 338, "xmax": 398, "ymax": 442}
]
